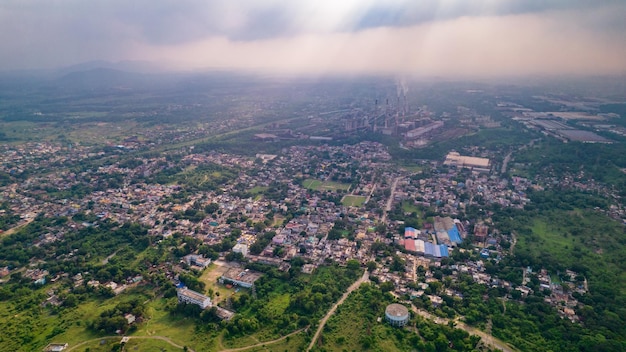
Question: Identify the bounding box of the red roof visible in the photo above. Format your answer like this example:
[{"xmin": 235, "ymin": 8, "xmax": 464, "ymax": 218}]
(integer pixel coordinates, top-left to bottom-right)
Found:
[{"xmin": 405, "ymin": 240, "xmax": 416, "ymax": 252}]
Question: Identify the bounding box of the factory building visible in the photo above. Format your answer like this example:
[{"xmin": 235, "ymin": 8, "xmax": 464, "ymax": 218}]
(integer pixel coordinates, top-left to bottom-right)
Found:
[
  {"xmin": 434, "ymin": 216, "xmax": 464, "ymax": 245},
  {"xmin": 403, "ymin": 226, "xmax": 450, "ymax": 258},
  {"xmin": 406, "ymin": 121, "xmax": 444, "ymax": 138},
  {"xmin": 444, "ymin": 152, "xmax": 491, "ymax": 171}
]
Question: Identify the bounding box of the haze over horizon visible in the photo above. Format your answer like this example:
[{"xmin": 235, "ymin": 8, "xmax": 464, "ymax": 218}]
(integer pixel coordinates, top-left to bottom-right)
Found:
[{"xmin": 1, "ymin": 0, "xmax": 626, "ymax": 77}]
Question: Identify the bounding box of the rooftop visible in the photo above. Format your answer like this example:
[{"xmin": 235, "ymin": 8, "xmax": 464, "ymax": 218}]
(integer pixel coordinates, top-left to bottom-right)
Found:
[
  {"xmin": 444, "ymin": 152, "xmax": 490, "ymax": 168},
  {"xmin": 385, "ymin": 303, "xmax": 409, "ymax": 317},
  {"xmin": 177, "ymin": 287, "xmax": 209, "ymax": 302},
  {"xmin": 222, "ymin": 268, "xmax": 263, "ymax": 285}
]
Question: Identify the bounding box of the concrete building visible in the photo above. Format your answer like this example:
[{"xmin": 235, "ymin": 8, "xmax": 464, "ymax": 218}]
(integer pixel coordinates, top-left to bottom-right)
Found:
[
  {"xmin": 385, "ymin": 303, "xmax": 410, "ymax": 327},
  {"xmin": 232, "ymin": 243, "xmax": 248, "ymax": 257},
  {"xmin": 44, "ymin": 343, "xmax": 68, "ymax": 352},
  {"xmin": 220, "ymin": 268, "xmax": 262, "ymax": 288},
  {"xmin": 182, "ymin": 254, "xmax": 211, "ymax": 268},
  {"xmin": 444, "ymin": 152, "xmax": 490, "ymax": 171},
  {"xmin": 177, "ymin": 287, "xmax": 212, "ymax": 309},
  {"xmin": 406, "ymin": 121, "xmax": 444, "ymax": 138}
]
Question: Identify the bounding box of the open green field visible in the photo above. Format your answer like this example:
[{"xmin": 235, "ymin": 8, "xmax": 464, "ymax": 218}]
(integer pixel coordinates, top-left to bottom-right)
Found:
[
  {"xmin": 303, "ymin": 178, "xmax": 351, "ymax": 192},
  {"xmin": 521, "ymin": 211, "xmax": 624, "ymax": 266},
  {"xmin": 66, "ymin": 336, "xmax": 183, "ymax": 352},
  {"xmin": 231, "ymin": 330, "xmax": 308, "ymax": 351},
  {"xmin": 219, "ymin": 291, "xmax": 293, "ymax": 350},
  {"xmin": 341, "ymin": 195, "xmax": 366, "ymax": 207},
  {"xmin": 0, "ymin": 121, "xmax": 62, "ymax": 143},
  {"xmin": 316, "ymin": 284, "xmax": 481, "ymax": 351},
  {"xmin": 317, "ymin": 288, "xmax": 410, "ymax": 352},
  {"xmin": 249, "ymin": 186, "xmax": 268, "ymax": 195},
  {"xmin": 249, "ymin": 186, "xmax": 268, "ymax": 201},
  {"xmin": 400, "ymin": 200, "xmax": 421, "ymax": 215},
  {"xmin": 518, "ymin": 210, "xmax": 626, "ymax": 294},
  {"xmin": 396, "ymin": 164, "xmax": 424, "ymax": 173}
]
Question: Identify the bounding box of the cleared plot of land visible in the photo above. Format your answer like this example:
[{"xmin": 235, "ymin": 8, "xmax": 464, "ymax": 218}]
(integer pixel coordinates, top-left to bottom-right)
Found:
[
  {"xmin": 199, "ymin": 262, "xmax": 242, "ymax": 304},
  {"xmin": 303, "ymin": 178, "xmax": 350, "ymax": 192},
  {"xmin": 341, "ymin": 195, "xmax": 366, "ymax": 207}
]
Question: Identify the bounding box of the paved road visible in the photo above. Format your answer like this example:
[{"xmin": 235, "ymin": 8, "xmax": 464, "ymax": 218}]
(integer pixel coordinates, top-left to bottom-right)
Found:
[
  {"xmin": 306, "ymin": 270, "xmax": 369, "ymax": 351},
  {"xmin": 501, "ymin": 152, "xmax": 513, "ymax": 174},
  {"xmin": 501, "ymin": 138, "xmax": 541, "ymax": 174},
  {"xmin": 381, "ymin": 176, "xmax": 401, "ymax": 223},
  {"xmin": 364, "ymin": 183, "xmax": 377, "ymax": 205}
]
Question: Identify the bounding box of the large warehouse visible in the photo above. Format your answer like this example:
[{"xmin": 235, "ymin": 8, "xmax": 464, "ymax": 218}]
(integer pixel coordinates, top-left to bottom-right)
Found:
[{"xmin": 444, "ymin": 152, "xmax": 491, "ymax": 171}]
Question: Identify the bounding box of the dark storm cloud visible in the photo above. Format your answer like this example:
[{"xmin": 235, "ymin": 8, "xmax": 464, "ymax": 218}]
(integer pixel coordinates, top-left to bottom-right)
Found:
[
  {"xmin": 2, "ymin": 0, "xmax": 619, "ymax": 46},
  {"xmin": 351, "ymin": 1, "xmax": 619, "ymax": 32}
]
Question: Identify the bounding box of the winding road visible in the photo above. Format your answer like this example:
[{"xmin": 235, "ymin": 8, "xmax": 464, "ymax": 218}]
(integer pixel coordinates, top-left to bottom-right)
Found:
[
  {"xmin": 306, "ymin": 270, "xmax": 369, "ymax": 351},
  {"xmin": 218, "ymin": 328, "xmax": 305, "ymax": 352},
  {"xmin": 409, "ymin": 306, "xmax": 518, "ymax": 352},
  {"xmin": 66, "ymin": 335, "xmax": 194, "ymax": 352}
]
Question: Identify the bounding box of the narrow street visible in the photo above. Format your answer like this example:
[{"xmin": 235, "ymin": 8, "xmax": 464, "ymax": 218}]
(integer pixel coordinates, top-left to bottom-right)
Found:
[{"xmin": 381, "ymin": 176, "xmax": 402, "ymax": 223}]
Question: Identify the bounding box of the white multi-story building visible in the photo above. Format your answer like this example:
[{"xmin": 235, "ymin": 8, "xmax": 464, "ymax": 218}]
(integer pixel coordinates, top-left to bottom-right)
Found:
[{"xmin": 177, "ymin": 287, "xmax": 212, "ymax": 309}]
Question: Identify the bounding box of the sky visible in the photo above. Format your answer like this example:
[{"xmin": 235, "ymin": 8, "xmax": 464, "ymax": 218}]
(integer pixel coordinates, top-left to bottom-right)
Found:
[{"xmin": 1, "ymin": 0, "xmax": 625, "ymax": 77}]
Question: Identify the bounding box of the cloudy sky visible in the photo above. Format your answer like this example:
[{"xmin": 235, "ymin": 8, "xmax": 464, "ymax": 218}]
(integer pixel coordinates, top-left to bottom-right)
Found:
[{"xmin": 1, "ymin": 0, "xmax": 625, "ymax": 77}]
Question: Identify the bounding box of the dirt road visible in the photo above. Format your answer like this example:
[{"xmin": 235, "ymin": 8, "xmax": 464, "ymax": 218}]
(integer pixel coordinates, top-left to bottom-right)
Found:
[{"xmin": 306, "ymin": 270, "xmax": 369, "ymax": 351}]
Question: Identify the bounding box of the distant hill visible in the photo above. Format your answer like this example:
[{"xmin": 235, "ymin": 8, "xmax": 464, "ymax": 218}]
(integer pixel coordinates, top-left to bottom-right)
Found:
[
  {"xmin": 57, "ymin": 60, "xmax": 167, "ymax": 75},
  {"xmin": 55, "ymin": 67, "xmax": 148, "ymax": 90}
]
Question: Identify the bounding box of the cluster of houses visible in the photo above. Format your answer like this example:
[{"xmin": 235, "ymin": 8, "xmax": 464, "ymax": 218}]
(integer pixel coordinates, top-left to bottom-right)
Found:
[{"xmin": 0, "ymin": 139, "xmax": 598, "ymax": 331}]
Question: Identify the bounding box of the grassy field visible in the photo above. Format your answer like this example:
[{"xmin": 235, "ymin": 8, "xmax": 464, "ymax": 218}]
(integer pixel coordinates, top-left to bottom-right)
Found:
[
  {"xmin": 199, "ymin": 263, "xmax": 244, "ymax": 305},
  {"xmin": 341, "ymin": 195, "xmax": 366, "ymax": 207},
  {"xmin": 249, "ymin": 186, "xmax": 268, "ymax": 195},
  {"xmin": 236, "ymin": 331, "xmax": 308, "ymax": 351},
  {"xmin": 272, "ymin": 214, "xmax": 285, "ymax": 227},
  {"xmin": 400, "ymin": 200, "xmax": 421, "ymax": 215},
  {"xmin": 315, "ymin": 284, "xmax": 435, "ymax": 352},
  {"xmin": 249, "ymin": 186, "xmax": 268, "ymax": 201},
  {"xmin": 1, "ymin": 263, "xmax": 364, "ymax": 352},
  {"xmin": 220, "ymin": 292, "xmax": 292, "ymax": 349},
  {"xmin": 397, "ymin": 164, "xmax": 424, "ymax": 173},
  {"xmin": 517, "ymin": 209, "xmax": 626, "ymax": 294},
  {"xmin": 303, "ymin": 178, "xmax": 351, "ymax": 192},
  {"xmin": 66, "ymin": 337, "xmax": 183, "ymax": 352},
  {"xmin": 0, "ymin": 286, "xmax": 220, "ymax": 352}
]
